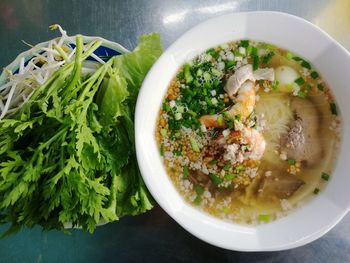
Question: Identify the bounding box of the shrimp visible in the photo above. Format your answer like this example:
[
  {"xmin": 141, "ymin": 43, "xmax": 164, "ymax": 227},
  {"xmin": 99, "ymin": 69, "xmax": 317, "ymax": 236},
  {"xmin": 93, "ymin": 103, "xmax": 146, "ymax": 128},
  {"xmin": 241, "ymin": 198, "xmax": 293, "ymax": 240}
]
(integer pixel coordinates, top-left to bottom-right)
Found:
[
  {"xmin": 211, "ymin": 127, "xmax": 266, "ymax": 162},
  {"xmin": 199, "ymin": 64, "xmax": 274, "ymax": 128},
  {"xmin": 242, "ymin": 127, "xmax": 266, "ymax": 160},
  {"xmin": 199, "ymin": 81, "xmax": 256, "ymax": 128}
]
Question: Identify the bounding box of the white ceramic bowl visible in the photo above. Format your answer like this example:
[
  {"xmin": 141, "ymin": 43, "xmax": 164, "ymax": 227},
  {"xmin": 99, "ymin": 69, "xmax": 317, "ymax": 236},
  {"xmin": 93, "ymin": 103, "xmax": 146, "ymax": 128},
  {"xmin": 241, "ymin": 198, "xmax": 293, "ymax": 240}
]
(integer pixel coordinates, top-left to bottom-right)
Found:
[{"xmin": 135, "ymin": 11, "xmax": 350, "ymax": 251}]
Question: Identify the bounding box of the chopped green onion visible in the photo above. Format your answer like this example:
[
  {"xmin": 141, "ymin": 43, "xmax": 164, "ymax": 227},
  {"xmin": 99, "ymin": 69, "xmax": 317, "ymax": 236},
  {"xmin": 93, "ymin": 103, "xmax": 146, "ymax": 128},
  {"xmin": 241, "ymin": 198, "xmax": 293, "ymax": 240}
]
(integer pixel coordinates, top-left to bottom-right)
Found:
[
  {"xmin": 211, "ymin": 68, "xmax": 222, "ymax": 77},
  {"xmin": 184, "ymin": 64, "xmax": 193, "ymax": 84},
  {"xmin": 311, "ymin": 71, "xmax": 319, "ymax": 79},
  {"xmin": 209, "ymin": 159, "xmax": 217, "ymax": 165},
  {"xmin": 235, "ymin": 164, "xmax": 245, "ymax": 171},
  {"xmin": 223, "ymin": 163, "xmax": 230, "ymax": 171},
  {"xmin": 330, "ymin": 103, "xmax": 338, "ymax": 115},
  {"xmin": 174, "ymin": 149, "xmax": 182, "ymax": 156},
  {"xmin": 223, "ymin": 206, "xmax": 231, "ymax": 214},
  {"xmin": 294, "ymin": 77, "xmax": 305, "ymax": 86},
  {"xmin": 288, "ymin": 159, "xmax": 296, "ymax": 165},
  {"xmin": 286, "ymin": 52, "xmax": 294, "ymax": 60},
  {"xmin": 249, "ymin": 46, "xmax": 259, "ymax": 71},
  {"xmin": 271, "ymin": 80, "xmax": 279, "ymax": 90},
  {"xmin": 174, "ymin": 112, "xmax": 182, "ymax": 120},
  {"xmin": 194, "ymin": 185, "xmax": 205, "ymax": 195},
  {"xmin": 253, "ymin": 55, "xmax": 259, "ymax": 71},
  {"xmin": 217, "ymin": 115, "xmax": 225, "ymax": 126},
  {"xmin": 246, "ymin": 46, "xmax": 253, "ymax": 56},
  {"xmin": 305, "ymin": 84, "xmax": 312, "ymax": 92},
  {"xmin": 292, "ymin": 56, "xmax": 303, "ymax": 62},
  {"xmin": 163, "ymin": 103, "xmax": 171, "ymax": 112},
  {"xmin": 189, "ymin": 137, "xmax": 200, "ymax": 152},
  {"xmin": 317, "ymin": 84, "xmax": 324, "ymax": 91},
  {"xmin": 240, "ymin": 40, "xmax": 250, "ymax": 48},
  {"xmin": 225, "ymin": 173, "xmax": 236, "ymax": 180},
  {"xmin": 206, "ymin": 48, "xmax": 219, "ymax": 59},
  {"xmin": 203, "ymin": 72, "xmax": 211, "ymax": 81},
  {"xmin": 262, "ymin": 51, "xmax": 275, "ymax": 64},
  {"xmin": 160, "ymin": 144, "xmax": 164, "ymax": 156},
  {"xmin": 194, "ymin": 195, "xmax": 202, "ymax": 205},
  {"xmin": 313, "ymin": 187, "xmax": 320, "ymax": 194},
  {"xmin": 209, "ymin": 173, "xmax": 223, "ymax": 185},
  {"xmin": 297, "ymin": 91, "xmax": 306, "ymax": 98},
  {"xmin": 262, "ymin": 43, "xmax": 276, "ymax": 50},
  {"xmin": 301, "ymin": 61, "xmax": 311, "ymax": 69},
  {"xmin": 160, "ymin": 128, "xmax": 167, "ymax": 137},
  {"xmin": 321, "ymin": 172, "xmax": 330, "ymax": 181},
  {"xmin": 258, "ymin": 214, "xmax": 270, "ymax": 222},
  {"xmin": 197, "ymin": 69, "xmax": 203, "ymax": 76},
  {"xmin": 225, "ymin": 60, "xmax": 236, "ymax": 69},
  {"xmin": 176, "ymin": 71, "xmax": 184, "ymax": 80},
  {"xmin": 183, "ymin": 165, "xmax": 189, "ymax": 178}
]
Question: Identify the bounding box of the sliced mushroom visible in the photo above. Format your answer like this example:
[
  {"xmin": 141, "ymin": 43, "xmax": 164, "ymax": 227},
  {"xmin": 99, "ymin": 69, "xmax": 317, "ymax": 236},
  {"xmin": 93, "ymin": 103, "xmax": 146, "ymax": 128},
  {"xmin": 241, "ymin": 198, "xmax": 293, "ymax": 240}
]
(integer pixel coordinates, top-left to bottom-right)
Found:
[
  {"xmin": 280, "ymin": 97, "xmax": 322, "ymax": 167},
  {"xmin": 188, "ymin": 169, "xmax": 210, "ymax": 186},
  {"xmin": 258, "ymin": 174, "xmax": 305, "ymax": 200}
]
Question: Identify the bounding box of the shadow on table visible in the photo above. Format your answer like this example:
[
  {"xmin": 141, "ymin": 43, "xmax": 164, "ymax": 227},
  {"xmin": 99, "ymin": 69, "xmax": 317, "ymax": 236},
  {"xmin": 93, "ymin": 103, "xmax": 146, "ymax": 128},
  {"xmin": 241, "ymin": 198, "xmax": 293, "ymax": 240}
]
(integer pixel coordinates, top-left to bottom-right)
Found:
[{"xmin": 0, "ymin": 205, "xmax": 349, "ymax": 263}]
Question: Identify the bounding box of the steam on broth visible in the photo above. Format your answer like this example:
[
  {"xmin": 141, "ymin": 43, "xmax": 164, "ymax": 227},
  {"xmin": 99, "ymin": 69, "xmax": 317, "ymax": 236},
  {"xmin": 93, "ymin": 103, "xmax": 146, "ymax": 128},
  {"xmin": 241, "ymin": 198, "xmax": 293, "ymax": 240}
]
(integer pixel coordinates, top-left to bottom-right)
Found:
[{"xmin": 155, "ymin": 40, "xmax": 341, "ymax": 224}]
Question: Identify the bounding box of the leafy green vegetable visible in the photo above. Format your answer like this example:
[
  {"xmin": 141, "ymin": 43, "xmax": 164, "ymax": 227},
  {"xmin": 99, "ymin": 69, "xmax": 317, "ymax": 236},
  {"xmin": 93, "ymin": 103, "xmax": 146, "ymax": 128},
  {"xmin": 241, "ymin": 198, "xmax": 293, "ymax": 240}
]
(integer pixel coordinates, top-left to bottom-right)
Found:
[{"xmin": 0, "ymin": 33, "xmax": 162, "ymax": 236}]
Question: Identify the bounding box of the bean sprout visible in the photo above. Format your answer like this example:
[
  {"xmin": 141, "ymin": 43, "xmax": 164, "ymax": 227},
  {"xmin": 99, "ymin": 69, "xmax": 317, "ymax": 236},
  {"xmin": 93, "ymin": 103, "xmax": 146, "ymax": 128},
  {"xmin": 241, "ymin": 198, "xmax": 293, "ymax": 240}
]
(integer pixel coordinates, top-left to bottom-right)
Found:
[{"xmin": 0, "ymin": 25, "xmax": 104, "ymax": 119}]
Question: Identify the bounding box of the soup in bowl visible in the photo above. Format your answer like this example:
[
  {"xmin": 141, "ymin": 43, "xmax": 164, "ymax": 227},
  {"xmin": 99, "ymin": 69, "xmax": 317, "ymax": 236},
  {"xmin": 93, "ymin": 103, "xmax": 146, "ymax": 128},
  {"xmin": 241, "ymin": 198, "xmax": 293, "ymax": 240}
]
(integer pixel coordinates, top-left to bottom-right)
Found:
[{"xmin": 135, "ymin": 12, "xmax": 350, "ymax": 251}]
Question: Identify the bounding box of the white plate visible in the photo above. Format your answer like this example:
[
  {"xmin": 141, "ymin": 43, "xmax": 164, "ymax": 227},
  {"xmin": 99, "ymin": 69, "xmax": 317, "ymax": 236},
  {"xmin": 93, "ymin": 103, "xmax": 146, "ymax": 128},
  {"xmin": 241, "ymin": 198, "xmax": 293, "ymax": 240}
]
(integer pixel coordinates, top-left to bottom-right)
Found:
[{"xmin": 135, "ymin": 11, "xmax": 350, "ymax": 251}]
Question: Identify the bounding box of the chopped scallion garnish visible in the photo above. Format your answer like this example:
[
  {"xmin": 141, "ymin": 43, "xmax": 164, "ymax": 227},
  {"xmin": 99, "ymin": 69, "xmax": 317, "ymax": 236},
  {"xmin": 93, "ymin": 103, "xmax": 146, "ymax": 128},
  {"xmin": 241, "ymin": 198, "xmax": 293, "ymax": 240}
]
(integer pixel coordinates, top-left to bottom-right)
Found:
[
  {"xmin": 294, "ymin": 77, "xmax": 305, "ymax": 86},
  {"xmin": 160, "ymin": 144, "xmax": 164, "ymax": 156},
  {"xmin": 223, "ymin": 163, "xmax": 230, "ymax": 171},
  {"xmin": 240, "ymin": 40, "xmax": 250, "ymax": 48},
  {"xmin": 189, "ymin": 137, "xmax": 200, "ymax": 152},
  {"xmin": 209, "ymin": 159, "xmax": 217, "ymax": 165},
  {"xmin": 194, "ymin": 195, "xmax": 202, "ymax": 205},
  {"xmin": 317, "ymin": 84, "xmax": 324, "ymax": 91},
  {"xmin": 305, "ymin": 84, "xmax": 312, "ymax": 91},
  {"xmin": 262, "ymin": 51, "xmax": 274, "ymax": 64},
  {"xmin": 330, "ymin": 103, "xmax": 338, "ymax": 115},
  {"xmin": 297, "ymin": 91, "xmax": 306, "ymax": 98},
  {"xmin": 209, "ymin": 173, "xmax": 223, "ymax": 185},
  {"xmin": 235, "ymin": 164, "xmax": 245, "ymax": 172},
  {"xmin": 311, "ymin": 71, "xmax": 319, "ymax": 79},
  {"xmin": 321, "ymin": 172, "xmax": 330, "ymax": 181},
  {"xmin": 183, "ymin": 165, "xmax": 189, "ymax": 178},
  {"xmin": 225, "ymin": 173, "xmax": 236, "ymax": 180},
  {"xmin": 271, "ymin": 80, "xmax": 279, "ymax": 90},
  {"xmin": 313, "ymin": 188, "xmax": 320, "ymax": 194},
  {"xmin": 301, "ymin": 61, "xmax": 311, "ymax": 69},
  {"xmin": 160, "ymin": 128, "xmax": 167, "ymax": 137},
  {"xmin": 184, "ymin": 64, "xmax": 193, "ymax": 84},
  {"xmin": 288, "ymin": 159, "xmax": 296, "ymax": 165},
  {"xmin": 194, "ymin": 185, "xmax": 205, "ymax": 195},
  {"xmin": 258, "ymin": 214, "xmax": 270, "ymax": 222}
]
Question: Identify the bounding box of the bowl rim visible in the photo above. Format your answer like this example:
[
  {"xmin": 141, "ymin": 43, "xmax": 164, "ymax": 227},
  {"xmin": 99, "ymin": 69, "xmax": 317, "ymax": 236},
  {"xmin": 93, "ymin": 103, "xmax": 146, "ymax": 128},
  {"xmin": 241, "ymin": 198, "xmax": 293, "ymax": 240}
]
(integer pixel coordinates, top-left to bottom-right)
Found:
[{"xmin": 135, "ymin": 11, "xmax": 350, "ymax": 251}]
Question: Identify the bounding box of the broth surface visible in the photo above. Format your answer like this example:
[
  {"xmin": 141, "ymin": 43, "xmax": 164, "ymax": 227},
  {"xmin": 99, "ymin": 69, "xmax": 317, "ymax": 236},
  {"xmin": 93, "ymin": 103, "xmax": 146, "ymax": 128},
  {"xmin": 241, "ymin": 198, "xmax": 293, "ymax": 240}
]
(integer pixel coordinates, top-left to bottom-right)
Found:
[{"xmin": 156, "ymin": 40, "xmax": 341, "ymax": 224}]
